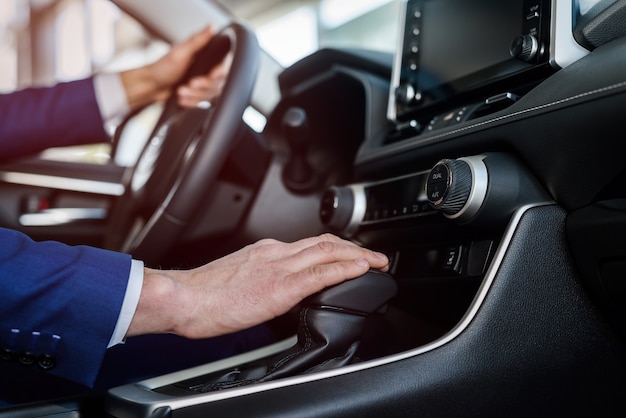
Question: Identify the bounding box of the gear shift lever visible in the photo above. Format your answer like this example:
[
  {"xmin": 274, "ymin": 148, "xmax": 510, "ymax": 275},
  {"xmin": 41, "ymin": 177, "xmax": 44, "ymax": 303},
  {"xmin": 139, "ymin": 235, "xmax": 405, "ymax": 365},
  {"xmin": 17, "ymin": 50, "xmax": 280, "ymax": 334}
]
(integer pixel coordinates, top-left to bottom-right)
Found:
[
  {"xmin": 192, "ymin": 270, "xmax": 397, "ymax": 392},
  {"xmin": 256, "ymin": 269, "xmax": 397, "ymax": 381}
]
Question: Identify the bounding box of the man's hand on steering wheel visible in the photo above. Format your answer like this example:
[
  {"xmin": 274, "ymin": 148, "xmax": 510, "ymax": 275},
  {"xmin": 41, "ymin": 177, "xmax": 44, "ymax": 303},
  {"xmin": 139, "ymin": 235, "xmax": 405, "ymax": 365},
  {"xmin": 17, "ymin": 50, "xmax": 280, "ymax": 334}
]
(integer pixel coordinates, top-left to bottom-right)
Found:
[
  {"xmin": 105, "ymin": 22, "xmax": 259, "ymax": 262},
  {"xmin": 118, "ymin": 26, "xmax": 226, "ymax": 112},
  {"xmin": 177, "ymin": 62, "xmax": 228, "ymax": 108}
]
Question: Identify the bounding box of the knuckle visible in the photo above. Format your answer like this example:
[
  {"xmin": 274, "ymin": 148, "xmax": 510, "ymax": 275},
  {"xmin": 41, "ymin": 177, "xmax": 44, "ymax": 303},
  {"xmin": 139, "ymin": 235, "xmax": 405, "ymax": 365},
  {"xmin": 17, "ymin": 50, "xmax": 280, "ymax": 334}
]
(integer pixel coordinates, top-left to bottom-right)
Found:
[
  {"xmin": 249, "ymin": 244, "xmax": 271, "ymax": 259},
  {"xmin": 249, "ymin": 238, "xmax": 284, "ymax": 260},
  {"xmin": 315, "ymin": 240, "xmax": 336, "ymax": 254},
  {"xmin": 256, "ymin": 238, "xmax": 278, "ymax": 246},
  {"xmin": 318, "ymin": 232, "xmax": 339, "ymax": 242},
  {"xmin": 307, "ymin": 263, "xmax": 329, "ymax": 284}
]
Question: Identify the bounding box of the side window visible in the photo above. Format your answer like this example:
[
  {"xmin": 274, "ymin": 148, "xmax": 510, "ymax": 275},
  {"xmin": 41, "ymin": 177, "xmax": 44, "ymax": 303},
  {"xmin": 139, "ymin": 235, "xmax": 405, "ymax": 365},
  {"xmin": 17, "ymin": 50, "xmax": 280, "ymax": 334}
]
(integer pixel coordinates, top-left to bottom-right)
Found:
[{"xmin": 0, "ymin": 0, "xmax": 168, "ymax": 166}]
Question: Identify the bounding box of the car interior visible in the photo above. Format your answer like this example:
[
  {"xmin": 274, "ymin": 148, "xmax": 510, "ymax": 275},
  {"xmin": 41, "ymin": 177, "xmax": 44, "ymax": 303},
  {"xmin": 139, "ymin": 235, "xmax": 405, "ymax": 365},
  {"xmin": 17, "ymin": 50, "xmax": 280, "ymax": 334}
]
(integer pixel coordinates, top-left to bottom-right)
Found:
[{"xmin": 1, "ymin": 0, "xmax": 626, "ymax": 416}]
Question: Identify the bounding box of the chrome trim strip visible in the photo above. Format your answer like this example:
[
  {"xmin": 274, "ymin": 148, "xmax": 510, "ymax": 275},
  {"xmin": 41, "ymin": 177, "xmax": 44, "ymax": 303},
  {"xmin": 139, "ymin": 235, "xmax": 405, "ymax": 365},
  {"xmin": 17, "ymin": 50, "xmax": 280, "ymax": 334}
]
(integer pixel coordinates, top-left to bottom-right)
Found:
[
  {"xmin": 107, "ymin": 202, "xmax": 553, "ymax": 416},
  {"xmin": 387, "ymin": 0, "xmax": 409, "ymax": 122},
  {"xmin": 19, "ymin": 208, "xmax": 107, "ymax": 227},
  {"xmin": 344, "ymin": 184, "xmax": 367, "ymax": 236},
  {"xmin": 448, "ymin": 155, "xmax": 488, "ymax": 220},
  {"xmin": 0, "ymin": 172, "xmax": 125, "ymax": 196},
  {"xmin": 550, "ymin": 0, "xmax": 589, "ymax": 69},
  {"xmin": 138, "ymin": 336, "xmax": 297, "ymax": 390}
]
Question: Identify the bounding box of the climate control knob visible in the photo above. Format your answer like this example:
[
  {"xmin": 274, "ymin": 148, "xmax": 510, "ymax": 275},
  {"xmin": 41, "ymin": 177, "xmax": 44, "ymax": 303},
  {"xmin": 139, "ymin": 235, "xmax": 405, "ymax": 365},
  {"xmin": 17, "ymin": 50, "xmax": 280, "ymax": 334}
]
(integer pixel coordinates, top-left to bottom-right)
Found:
[{"xmin": 426, "ymin": 156, "xmax": 488, "ymax": 220}]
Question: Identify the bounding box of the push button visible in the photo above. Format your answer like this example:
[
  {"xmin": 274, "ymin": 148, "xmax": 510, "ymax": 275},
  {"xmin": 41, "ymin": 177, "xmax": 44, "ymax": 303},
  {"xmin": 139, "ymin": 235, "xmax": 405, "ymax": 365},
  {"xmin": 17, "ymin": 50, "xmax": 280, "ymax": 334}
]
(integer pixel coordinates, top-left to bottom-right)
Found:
[
  {"xmin": 426, "ymin": 162, "xmax": 450, "ymax": 205},
  {"xmin": 18, "ymin": 352, "xmax": 37, "ymax": 366},
  {"xmin": 18, "ymin": 331, "xmax": 40, "ymax": 366},
  {"xmin": 429, "ymin": 163, "xmax": 448, "ymax": 183},
  {"xmin": 427, "ymin": 181, "xmax": 448, "ymax": 204},
  {"xmin": 37, "ymin": 354, "xmax": 57, "ymax": 371},
  {"xmin": 442, "ymin": 245, "xmax": 463, "ymax": 275}
]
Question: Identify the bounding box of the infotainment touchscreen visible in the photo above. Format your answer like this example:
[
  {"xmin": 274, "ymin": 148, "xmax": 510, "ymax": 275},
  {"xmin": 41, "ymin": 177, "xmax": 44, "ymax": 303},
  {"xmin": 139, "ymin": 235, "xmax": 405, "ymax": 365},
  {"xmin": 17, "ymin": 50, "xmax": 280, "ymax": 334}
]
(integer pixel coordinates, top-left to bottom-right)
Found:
[{"xmin": 389, "ymin": 0, "xmax": 554, "ymax": 122}]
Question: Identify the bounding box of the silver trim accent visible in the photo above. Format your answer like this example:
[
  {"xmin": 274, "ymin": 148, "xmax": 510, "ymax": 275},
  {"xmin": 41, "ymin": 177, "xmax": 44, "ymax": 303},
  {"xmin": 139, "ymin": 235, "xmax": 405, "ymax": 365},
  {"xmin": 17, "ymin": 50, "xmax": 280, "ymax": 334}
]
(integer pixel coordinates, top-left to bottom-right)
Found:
[
  {"xmin": 387, "ymin": 0, "xmax": 409, "ymax": 122},
  {"xmin": 0, "ymin": 171, "xmax": 125, "ymax": 196},
  {"xmin": 447, "ymin": 155, "xmax": 488, "ymax": 220},
  {"xmin": 138, "ymin": 336, "xmax": 297, "ymax": 390},
  {"xmin": 106, "ymin": 336, "xmax": 298, "ymax": 417},
  {"xmin": 106, "ymin": 203, "xmax": 553, "ymax": 417},
  {"xmin": 19, "ymin": 208, "xmax": 107, "ymax": 227},
  {"xmin": 344, "ymin": 184, "xmax": 367, "ymax": 236},
  {"xmin": 550, "ymin": 0, "xmax": 589, "ymax": 69}
]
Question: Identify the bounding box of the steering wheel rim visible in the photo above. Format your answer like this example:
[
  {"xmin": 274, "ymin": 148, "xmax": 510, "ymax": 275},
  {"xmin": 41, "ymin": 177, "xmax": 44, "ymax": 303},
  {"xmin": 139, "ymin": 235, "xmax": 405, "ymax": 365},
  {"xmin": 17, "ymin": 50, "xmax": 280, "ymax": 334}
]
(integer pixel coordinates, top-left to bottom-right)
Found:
[{"xmin": 105, "ymin": 22, "xmax": 259, "ymax": 265}]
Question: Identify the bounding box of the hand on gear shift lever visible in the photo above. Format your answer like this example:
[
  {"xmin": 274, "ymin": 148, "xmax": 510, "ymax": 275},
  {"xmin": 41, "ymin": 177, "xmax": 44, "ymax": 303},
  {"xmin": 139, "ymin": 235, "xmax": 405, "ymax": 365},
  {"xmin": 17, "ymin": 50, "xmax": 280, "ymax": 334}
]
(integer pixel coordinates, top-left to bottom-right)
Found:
[{"xmin": 196, "ymin": 270, "xmax": 397, "ymax": 392}]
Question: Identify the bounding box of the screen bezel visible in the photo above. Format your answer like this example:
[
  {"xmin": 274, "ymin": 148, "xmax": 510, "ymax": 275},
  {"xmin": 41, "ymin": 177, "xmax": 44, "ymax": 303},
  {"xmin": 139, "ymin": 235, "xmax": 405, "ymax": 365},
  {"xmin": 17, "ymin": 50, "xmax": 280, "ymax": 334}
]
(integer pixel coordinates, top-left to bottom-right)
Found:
[{"xmin": 388, "ymin": 0, "xmax": 553, "ymax": 123}]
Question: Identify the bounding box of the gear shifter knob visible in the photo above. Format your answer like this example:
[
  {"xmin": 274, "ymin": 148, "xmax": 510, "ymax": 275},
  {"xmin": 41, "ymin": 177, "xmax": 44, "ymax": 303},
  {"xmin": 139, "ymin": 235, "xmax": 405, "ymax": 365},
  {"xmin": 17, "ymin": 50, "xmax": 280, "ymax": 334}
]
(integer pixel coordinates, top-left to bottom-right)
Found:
[{"xmin": 305, "ymin": 269, "xmax": 397, "ymax": 314}]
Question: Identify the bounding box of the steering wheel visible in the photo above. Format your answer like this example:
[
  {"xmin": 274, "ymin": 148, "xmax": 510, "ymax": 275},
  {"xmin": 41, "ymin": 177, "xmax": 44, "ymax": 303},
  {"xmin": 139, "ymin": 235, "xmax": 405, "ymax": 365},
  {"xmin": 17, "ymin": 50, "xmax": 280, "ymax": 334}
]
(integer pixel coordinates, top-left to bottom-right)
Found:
[{"xmin": 104, "ymin": 22, "xmax": 259, "ymax": 265}]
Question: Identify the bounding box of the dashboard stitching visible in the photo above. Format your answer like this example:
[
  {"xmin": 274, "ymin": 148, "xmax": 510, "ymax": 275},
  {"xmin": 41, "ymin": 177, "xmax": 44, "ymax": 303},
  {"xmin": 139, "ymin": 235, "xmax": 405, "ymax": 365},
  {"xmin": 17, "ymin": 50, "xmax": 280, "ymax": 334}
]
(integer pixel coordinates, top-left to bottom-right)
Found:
[{"xmin": 436, "ymin": 80, "xmax": 626, "ymax": 140}]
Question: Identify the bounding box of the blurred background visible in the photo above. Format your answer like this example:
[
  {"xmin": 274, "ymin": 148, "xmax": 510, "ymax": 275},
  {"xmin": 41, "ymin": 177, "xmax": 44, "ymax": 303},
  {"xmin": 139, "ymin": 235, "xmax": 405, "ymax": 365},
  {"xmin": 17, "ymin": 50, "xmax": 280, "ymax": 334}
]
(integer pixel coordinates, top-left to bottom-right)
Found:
[
  {"xmin": 0, "ymin": 0, "xmax": 399, "ymax": 91},
  {"xmin": 0, "ymin": 0, "xmax": 399, "ymax": 164}
]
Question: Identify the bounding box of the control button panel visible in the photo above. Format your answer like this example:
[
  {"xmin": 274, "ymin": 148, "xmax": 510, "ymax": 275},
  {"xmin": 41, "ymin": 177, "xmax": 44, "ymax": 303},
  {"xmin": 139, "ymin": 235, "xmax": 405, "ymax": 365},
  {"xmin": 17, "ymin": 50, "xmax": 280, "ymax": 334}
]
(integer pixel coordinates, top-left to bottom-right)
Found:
[
  {"xmin": 320, "ymin": 155, "xmax": 493, "ymax": 235},
  {"xmin": 319, "ymin": 171, "xmax": 436, "ymax": 235},
  {"xmin": 391, "ymin": 240, "xmax": 495, "ymax": 279}
]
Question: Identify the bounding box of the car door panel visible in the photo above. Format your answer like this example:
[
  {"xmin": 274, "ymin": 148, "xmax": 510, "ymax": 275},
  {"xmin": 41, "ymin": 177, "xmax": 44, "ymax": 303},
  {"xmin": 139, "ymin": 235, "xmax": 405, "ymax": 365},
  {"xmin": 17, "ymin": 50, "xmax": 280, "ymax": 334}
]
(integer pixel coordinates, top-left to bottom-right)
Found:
[{"xmin": 0, "ymin": 157, "xmax": 125, "ymax": 246}]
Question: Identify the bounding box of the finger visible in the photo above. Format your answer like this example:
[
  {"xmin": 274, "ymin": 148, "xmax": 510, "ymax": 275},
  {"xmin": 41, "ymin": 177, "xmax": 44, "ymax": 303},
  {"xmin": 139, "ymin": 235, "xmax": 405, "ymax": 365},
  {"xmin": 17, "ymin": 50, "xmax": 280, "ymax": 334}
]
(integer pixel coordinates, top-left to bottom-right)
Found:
[
  {"xmin": 177, "ymin": 95, "xmax": 204, "ymax": 108},
  {"xmin": 286, "ymin": 258, "xmax": 373, "ymax": 299},
  {"xmin": 280, "ymin": 233, "xmax": 359, "ymax": 258},
  {"xmin": 186, "ymin": 25, "xmax": 214, "ymax": 54},
  {"xmin": 285, "ymin": 238, "xmax": 388, "ymax": 273},
  {"xmin": 188, "ymin": 76, "xmax": 213, "ymax": 89},
  {"xmin": 221, "ymin": 234, "xmax": 351, "ymax": 268},
  {"xmin": 177, "ymin": 85, "xmax": 219, "ymax": 107},
  {"xmin": 167, "ymin": 26, "xmax": 214, "ymax": 72},
  {"xmin": 177, "ymin": 85, "xmax": 212, "ymax": 100},
  {"xmin": 293, "ymin": 234, "xmax": 389, "ymax": 268},
  {"xmin": 208, "ymin": 63, "xmax": 229, "ymax": 79}
]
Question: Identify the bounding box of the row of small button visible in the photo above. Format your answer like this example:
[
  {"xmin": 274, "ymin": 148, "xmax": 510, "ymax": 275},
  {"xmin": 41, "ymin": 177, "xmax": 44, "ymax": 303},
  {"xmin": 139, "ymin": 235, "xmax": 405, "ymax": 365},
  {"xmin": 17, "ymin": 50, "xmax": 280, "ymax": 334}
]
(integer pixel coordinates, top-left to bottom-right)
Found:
[
  {"xmin": 426, "ymin": 106, "xmax": 472, "ymax": 132},
  {"xmin": 363, "ymin": 202, "xmax": 434, "ymax": 222},
  {"xmin": 1, "ymin": 329, "xmax": 59, "ymax": 371}
]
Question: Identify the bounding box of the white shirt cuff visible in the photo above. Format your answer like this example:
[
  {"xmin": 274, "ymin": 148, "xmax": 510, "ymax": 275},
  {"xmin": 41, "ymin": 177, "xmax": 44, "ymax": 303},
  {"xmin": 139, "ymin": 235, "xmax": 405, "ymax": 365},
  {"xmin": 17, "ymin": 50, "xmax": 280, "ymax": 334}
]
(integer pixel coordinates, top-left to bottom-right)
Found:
[
  {"xmin": 93, "ymin": 72, "xmax": 131, "ymax": 136},
  {"xmin": 107, "ymin": 259, "xmax": 144, "ymax": 348}
]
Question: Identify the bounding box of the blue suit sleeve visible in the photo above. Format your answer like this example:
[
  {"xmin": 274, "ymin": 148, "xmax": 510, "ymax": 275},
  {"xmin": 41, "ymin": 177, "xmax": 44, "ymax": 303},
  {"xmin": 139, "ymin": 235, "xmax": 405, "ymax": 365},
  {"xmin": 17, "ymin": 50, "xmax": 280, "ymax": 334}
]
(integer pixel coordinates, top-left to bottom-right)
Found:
[
  {"xmin": 0, "ymin": 227, "xmax": 132, "ymax": 387},
  {"xmin": 0, "ymin": 78, "xmax": 110, "ymax": 161}
]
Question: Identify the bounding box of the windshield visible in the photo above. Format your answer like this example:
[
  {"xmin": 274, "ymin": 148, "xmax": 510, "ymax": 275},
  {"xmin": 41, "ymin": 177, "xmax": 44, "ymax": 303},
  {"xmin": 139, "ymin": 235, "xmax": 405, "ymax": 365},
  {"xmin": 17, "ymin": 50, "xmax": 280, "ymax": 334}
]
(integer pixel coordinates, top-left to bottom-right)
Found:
[{"xmin": 220, "ymin": 0, "xmax": 400, "ymax": 66}]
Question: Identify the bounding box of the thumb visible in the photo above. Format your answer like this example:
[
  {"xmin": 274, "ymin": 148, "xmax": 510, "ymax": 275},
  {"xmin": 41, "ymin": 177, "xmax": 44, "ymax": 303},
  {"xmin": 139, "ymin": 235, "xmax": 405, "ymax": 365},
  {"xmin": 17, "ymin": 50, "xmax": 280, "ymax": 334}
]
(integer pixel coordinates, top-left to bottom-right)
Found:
[{"xmin": 183, "ymin": 26, "xmax": 215, "ymax": 55}]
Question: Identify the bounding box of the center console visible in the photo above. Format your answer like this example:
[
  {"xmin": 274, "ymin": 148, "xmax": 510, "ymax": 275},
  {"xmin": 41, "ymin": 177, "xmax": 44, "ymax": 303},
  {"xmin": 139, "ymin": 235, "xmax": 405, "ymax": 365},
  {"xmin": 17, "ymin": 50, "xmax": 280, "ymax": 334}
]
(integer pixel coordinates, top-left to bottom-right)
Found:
[
  {"xmin": 105, "ymin": 152, "xmax": 552, "ymax": 417},
  {"xmin": 103, "ymin": 1, "xmax": 594, "ymax": 416}
]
